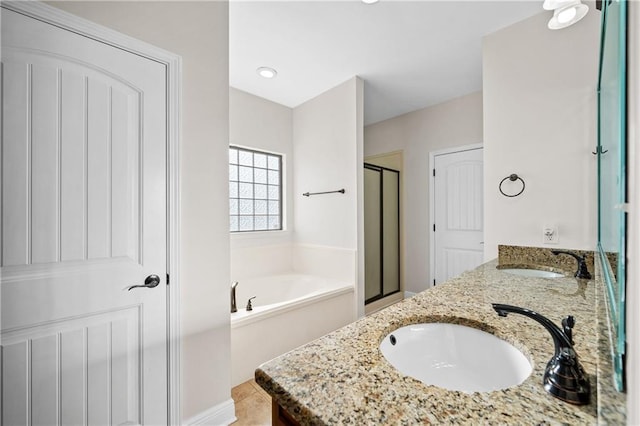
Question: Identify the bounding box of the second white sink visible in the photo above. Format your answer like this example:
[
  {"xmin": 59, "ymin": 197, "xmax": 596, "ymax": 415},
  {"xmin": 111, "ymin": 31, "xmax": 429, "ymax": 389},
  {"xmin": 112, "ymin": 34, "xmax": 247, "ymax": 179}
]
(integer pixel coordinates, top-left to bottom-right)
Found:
[
  {"xmin": 379, "ymin": 323, "xmax": 532, "ymax": 393},
  {"xmin": 500, "ymin": 268, "xmax": 564, "ymax": 278}
]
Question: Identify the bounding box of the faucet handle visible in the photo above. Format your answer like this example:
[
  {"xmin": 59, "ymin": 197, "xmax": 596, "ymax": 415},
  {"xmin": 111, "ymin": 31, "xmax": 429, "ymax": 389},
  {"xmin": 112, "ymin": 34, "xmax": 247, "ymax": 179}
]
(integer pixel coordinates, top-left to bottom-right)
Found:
[
  {"xmin": 246, "ymin": 296, "xmax": 256, "ymax": 311},
  {"xmin": 562, "ymin": 316, "xmax": 575, "ymax": 345},
  {"xmin": 576, "ymin": 256, "xmax": 592, "ymax": 280}
]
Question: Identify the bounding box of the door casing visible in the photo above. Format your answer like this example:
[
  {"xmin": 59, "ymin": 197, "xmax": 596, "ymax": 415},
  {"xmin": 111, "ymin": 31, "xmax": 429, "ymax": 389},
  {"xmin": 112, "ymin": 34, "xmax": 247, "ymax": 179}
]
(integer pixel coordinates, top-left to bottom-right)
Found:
[{"xmin": 1, "ymin": 1, "xmax": 182, "ymax": 423}]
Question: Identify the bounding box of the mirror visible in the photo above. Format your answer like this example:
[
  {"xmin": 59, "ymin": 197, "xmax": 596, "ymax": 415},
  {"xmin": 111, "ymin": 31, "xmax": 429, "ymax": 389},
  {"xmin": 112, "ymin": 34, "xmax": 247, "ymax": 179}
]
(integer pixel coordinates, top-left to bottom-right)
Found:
[{"xmin": 597, "ymin": 0, "xmax": 627, "ymax": 391}]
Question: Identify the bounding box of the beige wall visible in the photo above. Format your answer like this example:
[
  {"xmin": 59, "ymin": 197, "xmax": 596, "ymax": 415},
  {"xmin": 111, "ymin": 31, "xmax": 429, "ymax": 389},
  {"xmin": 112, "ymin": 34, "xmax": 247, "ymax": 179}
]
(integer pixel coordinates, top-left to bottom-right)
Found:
[
  {"xmin": 364, "ymin": 91, "xmax": 483, "ymax": 293},
  {"xmin": 229, "ymin": 87, "xmax": 293, "ymax": 249},
  {"xmin": 293, "ymin": 76, "xmax": 364, "ymax": 314},
  {"xmin": 483, "ymin": 10, "xmax": 600, "ymax": 260},
  {"xmin": 48, "ymin": 1, "xmax": 231, "ymax": 421},
  {"xmin": 292, "ymin": 77, "xmax": 363, "ymax": 249}
]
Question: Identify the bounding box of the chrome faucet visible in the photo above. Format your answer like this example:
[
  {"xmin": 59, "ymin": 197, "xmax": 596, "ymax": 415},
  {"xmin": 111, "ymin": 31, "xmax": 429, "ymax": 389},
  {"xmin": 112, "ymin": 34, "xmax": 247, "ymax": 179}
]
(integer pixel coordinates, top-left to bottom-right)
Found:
[
  {"xmin": 231, "ymin": 281, "xmax": 239, "ymax": 313},
  {"xmin": 492, "ymin": 303, "xmax": 590, "ymax": 405},
  {"xmin": 551, "ymin": 250, "xmax": 592, "ymax": 279}
]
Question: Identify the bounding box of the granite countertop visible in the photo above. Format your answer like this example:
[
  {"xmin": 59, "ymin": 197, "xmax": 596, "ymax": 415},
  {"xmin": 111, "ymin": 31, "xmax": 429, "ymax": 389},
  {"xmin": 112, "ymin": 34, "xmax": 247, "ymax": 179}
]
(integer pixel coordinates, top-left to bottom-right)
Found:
[{"xmin": 256, "ymin": 258, "xmax": 619, "ymax": 425}]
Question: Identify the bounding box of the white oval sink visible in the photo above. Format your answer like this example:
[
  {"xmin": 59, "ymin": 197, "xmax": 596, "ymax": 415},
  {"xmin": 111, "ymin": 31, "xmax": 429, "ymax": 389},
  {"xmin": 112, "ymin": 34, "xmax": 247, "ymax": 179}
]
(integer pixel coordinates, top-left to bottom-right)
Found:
[
  {"xmin": 500, "ymin": 268, "xmax": 564, "ymax": 278},
  {"xmin": 379, "ymin": 323, "xmax": 531, "ymax": 393}
]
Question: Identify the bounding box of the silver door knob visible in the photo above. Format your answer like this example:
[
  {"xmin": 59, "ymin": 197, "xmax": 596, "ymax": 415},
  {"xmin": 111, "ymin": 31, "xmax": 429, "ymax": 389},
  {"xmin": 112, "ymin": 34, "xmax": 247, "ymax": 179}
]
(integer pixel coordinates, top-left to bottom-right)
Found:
[{"xmin": 127, "ymin": 274, "xmax": 161, "ymax": 291}]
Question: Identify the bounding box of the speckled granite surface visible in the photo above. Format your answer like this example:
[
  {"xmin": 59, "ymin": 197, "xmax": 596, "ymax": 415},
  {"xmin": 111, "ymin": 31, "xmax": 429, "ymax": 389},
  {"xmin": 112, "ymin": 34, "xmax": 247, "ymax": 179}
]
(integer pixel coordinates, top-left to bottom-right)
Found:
[
  {"xmin": 594, "ymin": 254, "xmax": 627, "ymax": 423},
  {"xmin": 256, "ymin": 255, "xmax": 626, "ymax": 425},
  {"xmin": 498, "ymin": 244, "xmax": 595, "ymax": 276}
]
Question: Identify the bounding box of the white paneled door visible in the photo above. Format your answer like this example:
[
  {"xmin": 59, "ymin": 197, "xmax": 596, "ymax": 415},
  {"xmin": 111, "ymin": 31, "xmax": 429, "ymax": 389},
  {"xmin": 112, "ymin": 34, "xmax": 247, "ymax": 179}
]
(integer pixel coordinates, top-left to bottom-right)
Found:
[
  {"xmin": 1, "ymin": 8, "xmax": 169, "ymax": 425},
  {"xmin": 433, "ymin": 148, "xmax": 484, "ymax": 284}
]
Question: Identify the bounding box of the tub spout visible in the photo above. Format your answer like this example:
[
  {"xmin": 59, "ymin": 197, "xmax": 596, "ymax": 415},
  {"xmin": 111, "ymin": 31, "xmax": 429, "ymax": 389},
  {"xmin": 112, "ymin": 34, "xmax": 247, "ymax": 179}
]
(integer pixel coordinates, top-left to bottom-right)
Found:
[{"xmin": 231, "ymin": 281, "xmax": 239, "ymax": 313}]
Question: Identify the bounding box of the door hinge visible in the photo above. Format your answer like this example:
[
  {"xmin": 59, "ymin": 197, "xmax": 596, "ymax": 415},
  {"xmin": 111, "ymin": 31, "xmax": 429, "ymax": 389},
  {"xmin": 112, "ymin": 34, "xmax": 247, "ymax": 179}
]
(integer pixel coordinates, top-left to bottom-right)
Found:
[
  {"xmin": 433, "ymin": 279, "xmax": 436, "ymax": 285},
  {"xmin": 166, "ymin": 273, "xmax": 170, "ymax": 285},
  {"xmin": 433, "ymin": 169, "xmax": 436, "ymax": 177},
  {"xmin": 433, "ymin": 224, "xmax": 436, "ymax": 232}
]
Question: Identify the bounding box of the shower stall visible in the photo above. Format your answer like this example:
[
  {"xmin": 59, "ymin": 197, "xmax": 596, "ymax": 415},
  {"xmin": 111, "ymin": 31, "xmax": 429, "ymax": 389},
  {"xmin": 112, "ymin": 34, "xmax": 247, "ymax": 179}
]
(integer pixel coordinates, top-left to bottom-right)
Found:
[{"xmin": 364, "ymin": 163, "xmax": 401, "ymax": 304}]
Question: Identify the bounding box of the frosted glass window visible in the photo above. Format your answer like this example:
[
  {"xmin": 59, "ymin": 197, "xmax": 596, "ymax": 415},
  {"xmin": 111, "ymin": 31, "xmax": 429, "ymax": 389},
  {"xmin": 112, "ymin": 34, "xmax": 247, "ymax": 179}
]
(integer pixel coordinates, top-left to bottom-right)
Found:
[
  {"xmin": 268, "ymin": 170, "xmax": 279, "ymax": 185},
  {"xmin": 254, "ymin": 216, "xmax": 268, "ymax": 230},
  {"xmin": 254, "ymin": 153, "xmax": 267, "ymax": 168},
  {"xmin": 239, "ymin": 199, "xmax": 253, "ymax": 215},
  {"xmin": 268, "ymin": 185, "xmax": 279, "ymax": 200},
  {"xmin": 254, "ymin": 168, "xmax": 267, "ymax": 184},
  {"xmin": 255, "ymin": 184, "xmax": 267, "ymax": 199},
  {"xmin": 239, "ymin": 166, "xmax": 253, "ymax": 183},
  {"xmin": 229, "ymin": 182, "xmax": 238, "ymax": 198},
  {"xmin": 239, "ymin": 216, "xmax": 253, "ymax": 231},
  {"xmin": 229, "ymin": 148, "xmax": 238, "ymax": 164},
  {"xmin": 239, "ymin": 183, "xmax": 253, "ymax": 199},
  {"xmin": 268, "ymin": 200, "xmax": 279, "ymax": 215},
  {"xmin": 268, "ymin": 155, "xmax": 280, "ymax": 170},
  {"xmin": 268, "ymin": 216, "xmax": 280, "ymax": 230},
  {"xmin": 229, "ymin": 146, "xmax": 283, "ymax": 232},
  {"xmin": 255, "ymin": 200, "xmax": 267, "ymax": 215},
  {"xmin": 229, "ymin": 165, "xmax": 238, "ymax": 181},
  {"xmin": 239, "ymin": 150, "xmax": 253, "ymax": 166}
]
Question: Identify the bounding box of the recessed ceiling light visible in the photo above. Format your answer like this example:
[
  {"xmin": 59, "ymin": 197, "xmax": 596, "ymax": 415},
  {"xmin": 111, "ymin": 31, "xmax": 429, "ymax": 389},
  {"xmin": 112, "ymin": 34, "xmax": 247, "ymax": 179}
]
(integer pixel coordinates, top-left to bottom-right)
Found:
[
  {"xmin": 257, "ymin": 67, "xmax": 277, "ymax": 79},
  {"xmin": 362, "ymin": 0, "xmax": 379, "ymax": 4}
]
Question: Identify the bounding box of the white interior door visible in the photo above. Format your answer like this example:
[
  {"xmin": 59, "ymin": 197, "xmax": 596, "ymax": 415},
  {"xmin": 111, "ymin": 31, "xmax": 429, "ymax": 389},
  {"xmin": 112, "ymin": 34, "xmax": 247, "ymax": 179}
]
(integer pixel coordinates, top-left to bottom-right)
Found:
[
  {"xmin": 1, "ymin": 8, "xmax": 168, "ymax": 425},
  {"xmin": 433, "ymin": 148, "xmax": 484, "ymax": 284}
]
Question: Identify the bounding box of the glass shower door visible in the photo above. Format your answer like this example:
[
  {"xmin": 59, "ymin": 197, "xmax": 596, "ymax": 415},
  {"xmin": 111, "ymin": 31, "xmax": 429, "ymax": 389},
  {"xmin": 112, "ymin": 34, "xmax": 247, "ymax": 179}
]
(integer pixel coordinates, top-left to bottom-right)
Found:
[{"xmin": 364, "ymin": 164, "xmax": 400, "ymax": 304}]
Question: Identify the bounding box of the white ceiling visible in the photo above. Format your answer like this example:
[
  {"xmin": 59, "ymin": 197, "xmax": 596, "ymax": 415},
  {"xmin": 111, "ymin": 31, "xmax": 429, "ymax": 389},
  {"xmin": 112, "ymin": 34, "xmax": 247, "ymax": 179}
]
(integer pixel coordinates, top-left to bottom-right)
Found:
[{"xmin": 230, "ymin": 1, "xmax": 544, "ymax": 125}]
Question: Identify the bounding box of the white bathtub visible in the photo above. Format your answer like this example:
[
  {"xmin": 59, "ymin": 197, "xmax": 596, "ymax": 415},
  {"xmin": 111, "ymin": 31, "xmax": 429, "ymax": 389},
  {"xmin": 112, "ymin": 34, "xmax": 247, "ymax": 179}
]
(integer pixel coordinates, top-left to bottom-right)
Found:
[{"xmin": 230, "ymin": 274, "xmax": 355, "ymax": 386}]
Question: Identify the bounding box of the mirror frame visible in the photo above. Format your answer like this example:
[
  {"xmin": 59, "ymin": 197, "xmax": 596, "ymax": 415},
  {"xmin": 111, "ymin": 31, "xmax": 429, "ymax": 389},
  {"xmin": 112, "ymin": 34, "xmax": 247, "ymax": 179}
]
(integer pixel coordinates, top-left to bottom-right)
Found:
[{"xmin": 597, "ymin": 0, "xmax": 627, "ymax": 391}]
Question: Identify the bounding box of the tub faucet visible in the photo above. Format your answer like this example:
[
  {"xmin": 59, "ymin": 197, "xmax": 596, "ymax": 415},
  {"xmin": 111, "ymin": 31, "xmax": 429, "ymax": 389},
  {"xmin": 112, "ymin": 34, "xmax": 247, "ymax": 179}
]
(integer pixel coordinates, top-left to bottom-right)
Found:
[
  {"xmin": 492, "ymin": 303, "xmax": 590, "ymax": 405},
  {"xmin": 246, "ymin": 296, "xmax": 256, "ymax": 311},
  {"xmin": 551, "ymin": 250, "xmax": 592, "ymax": 279},
  {"xmin": 231, "ymin": 281, "xmax": 239, "ymax": 313}
]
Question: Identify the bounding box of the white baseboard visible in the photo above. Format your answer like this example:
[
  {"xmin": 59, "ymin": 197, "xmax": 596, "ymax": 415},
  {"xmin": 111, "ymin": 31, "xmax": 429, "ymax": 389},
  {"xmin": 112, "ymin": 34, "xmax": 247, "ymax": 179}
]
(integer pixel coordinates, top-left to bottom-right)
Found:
[
  {"xmin": 404, "ymin": 291, "xmax": 417, "ymax": 298},
  {"xmin": 184, "ymin": 398, "xmax": 236, "ymax": 426}
]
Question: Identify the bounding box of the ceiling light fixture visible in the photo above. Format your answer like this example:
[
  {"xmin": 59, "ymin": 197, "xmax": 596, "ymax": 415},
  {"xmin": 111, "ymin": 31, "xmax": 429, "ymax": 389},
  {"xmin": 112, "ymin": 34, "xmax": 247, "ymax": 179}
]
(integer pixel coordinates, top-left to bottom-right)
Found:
[
  {"xmin": 544, "ymin": 0, "xmax": 589, "ymax": 30},
  {"xmin": 542, "ymin": 0, "xmax": 568, "ymax": 10},
  {"xmin": 257, "ymin": 66, "xmax": 277, "ymax": 79},
  {"xmin": 361, "ymin": 0, "xmax": 379, "ymax": 4}
]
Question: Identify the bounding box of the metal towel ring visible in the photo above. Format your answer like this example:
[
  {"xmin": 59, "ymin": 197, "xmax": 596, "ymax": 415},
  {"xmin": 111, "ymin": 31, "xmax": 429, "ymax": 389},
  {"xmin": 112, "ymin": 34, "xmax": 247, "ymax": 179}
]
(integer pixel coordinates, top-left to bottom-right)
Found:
[{"xmin": 499, "ymin": 174, "xmax": 525, "ymax": 197}]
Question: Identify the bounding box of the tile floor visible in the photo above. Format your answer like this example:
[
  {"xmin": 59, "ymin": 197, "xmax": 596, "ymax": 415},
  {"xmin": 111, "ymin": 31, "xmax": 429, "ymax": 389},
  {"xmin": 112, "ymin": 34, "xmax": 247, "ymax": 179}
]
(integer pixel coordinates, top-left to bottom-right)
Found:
[{"xmin": 231, "ymin": 379, "xmax": 272, "ymax": 425}]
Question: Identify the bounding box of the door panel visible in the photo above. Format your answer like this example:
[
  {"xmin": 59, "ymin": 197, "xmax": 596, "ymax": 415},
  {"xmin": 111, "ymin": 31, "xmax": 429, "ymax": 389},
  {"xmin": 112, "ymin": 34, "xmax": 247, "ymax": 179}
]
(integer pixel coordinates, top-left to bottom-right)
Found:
[
  {"xmin": 2, "ymin": 51, "xmax": 143, "ymax": 268},
  {"xmin": 1, "ymin": 8, "xmax": 168, "ymax": 425},
  {"xmin": 434, "ymin": 148, "xmax": 484, "ymax": 284},
  {"xmin": 2, "ymin": 307, "xmax": 141, "ymax": 425}
]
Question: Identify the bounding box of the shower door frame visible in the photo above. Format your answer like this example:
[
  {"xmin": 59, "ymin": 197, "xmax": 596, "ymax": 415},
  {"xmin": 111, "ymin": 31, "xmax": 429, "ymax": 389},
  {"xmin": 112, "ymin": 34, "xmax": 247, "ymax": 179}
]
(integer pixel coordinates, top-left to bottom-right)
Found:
[{"xmin": 364, "ymin": 163, "xmax": 401, "ymax": 305}]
